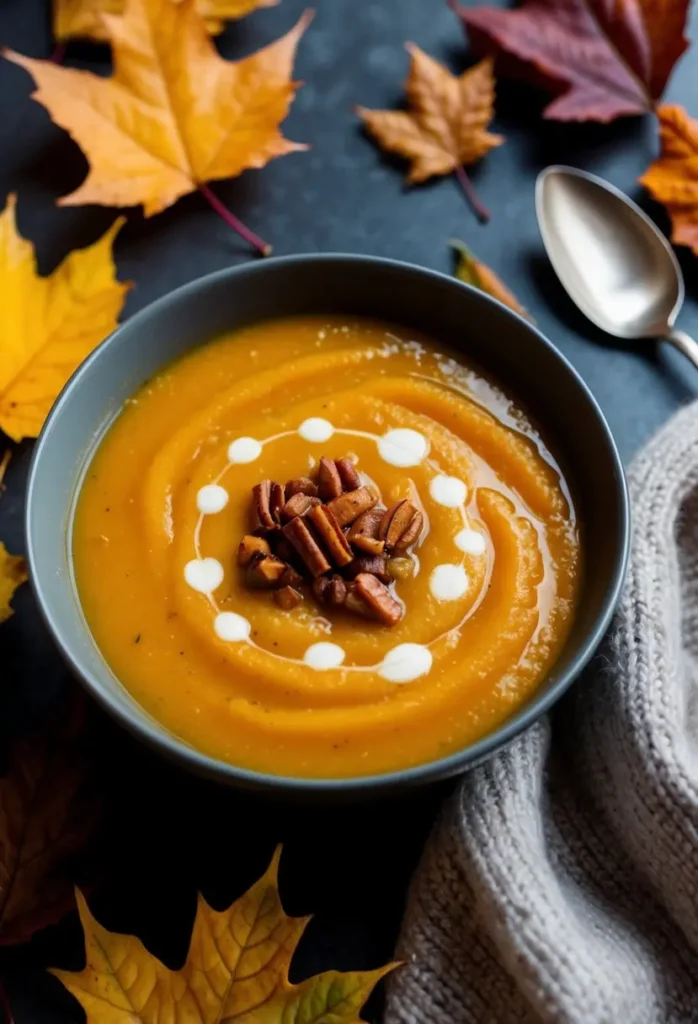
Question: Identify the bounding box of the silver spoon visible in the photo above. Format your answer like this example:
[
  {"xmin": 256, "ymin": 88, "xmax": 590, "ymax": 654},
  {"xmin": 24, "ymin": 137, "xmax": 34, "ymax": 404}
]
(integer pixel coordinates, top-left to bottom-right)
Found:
[{"xmin": 535, "ymin": 165, "xmax": 698, "ymax": 369}]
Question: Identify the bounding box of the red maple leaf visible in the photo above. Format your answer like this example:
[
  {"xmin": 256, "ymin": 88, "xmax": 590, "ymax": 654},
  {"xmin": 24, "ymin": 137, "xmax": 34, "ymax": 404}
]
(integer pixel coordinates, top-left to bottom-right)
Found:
[{"xmin": 452, "ymin": 0, "xmax": 690, "ymax": 122}]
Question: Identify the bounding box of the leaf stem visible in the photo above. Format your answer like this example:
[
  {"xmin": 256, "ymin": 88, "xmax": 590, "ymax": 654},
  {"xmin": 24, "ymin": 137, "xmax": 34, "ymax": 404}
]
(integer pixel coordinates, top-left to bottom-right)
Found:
[
  {"xmin": 50, "ymin": 42, "xmax": 66, "ymax": 64},
  {"xmin": 0, "ymin": 979, "xmax": 14, "ymax": 1024},
  {"xmin": 454, "ymin": 165, "xmax": 489, "ymax": 224},
  {"xmin": 198, "ymin": 184, "xmax": 271, "ymax": 256}
]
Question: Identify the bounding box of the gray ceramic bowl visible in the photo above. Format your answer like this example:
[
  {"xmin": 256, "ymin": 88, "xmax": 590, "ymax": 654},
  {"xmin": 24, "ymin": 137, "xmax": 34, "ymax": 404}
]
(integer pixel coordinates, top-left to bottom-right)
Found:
[{"xmin": 26, "ymin": 255, "xmax": 629, "ymax": 794}]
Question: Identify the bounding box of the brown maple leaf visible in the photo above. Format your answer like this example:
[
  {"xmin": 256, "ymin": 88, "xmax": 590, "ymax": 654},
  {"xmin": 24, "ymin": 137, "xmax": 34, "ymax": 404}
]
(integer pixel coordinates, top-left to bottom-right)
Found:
[
  {"xmin": 0, "ymin": 707, "xmax": 100, "ymax": 945},
  {"xmin": 640, "ymin": 104, "xmax": 698, "ymax": 255},
  {"xmin": 53, "ymin": 847, "xmax": 398, "ymax": 1023},
  {"xmin": 453, "ymin": 0, "xmax": 691, "ymax": 122},
  {"xmin": 356, "ymin": 45, "xmax": 503, "ymax": 222},
  {"xmin": 5, "ymin": 0, "xmax": 312, "ymax": 255}
]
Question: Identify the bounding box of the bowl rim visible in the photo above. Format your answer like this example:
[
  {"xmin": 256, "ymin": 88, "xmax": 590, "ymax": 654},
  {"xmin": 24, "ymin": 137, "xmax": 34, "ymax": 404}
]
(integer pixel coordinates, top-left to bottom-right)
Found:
[{"xmin": 26, "ymin": 252, "xmax": 630, "ymax": 793}]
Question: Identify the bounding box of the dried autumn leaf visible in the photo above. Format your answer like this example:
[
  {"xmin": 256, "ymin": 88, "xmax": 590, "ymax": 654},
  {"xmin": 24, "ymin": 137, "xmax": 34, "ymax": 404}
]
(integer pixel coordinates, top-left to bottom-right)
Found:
[
  {"xmin": 53, "ymin": 847, "xmax": 398, "ymax": 1023},
  {"xmin": 357, "ymin": 45, "xmax": 503, "ymax": 222},
  {"xmin": 0, "ymin": 707, "xmax": 99, "ymax": 944},
  {"xmin": 640, "ymin": 104, "xmax": 698, "ymax": 255},
  {"xmin": 454, "ymin": 0, "xmax": 691, "ymax": 122},
  {"xmin": 0, "ymin": 543, "xmax": 26, "ymax": 624},
  {"xmin": 54, "ymin": 0, "xmax": 278, "ymax": 43},
  {"xmin": 450, "ymin": 239, "xmax": 530, "ymax": 320},
  {"xmin": 5, "ymin": 0, "xmax": 311, "ymax": 255},
  {"xmin": 0, "ymin": 451, "xmax": 10, "ymax": 493},
  {"xmin": 0, "ymin": 195, "xmax": 128, "ymax": 442}
]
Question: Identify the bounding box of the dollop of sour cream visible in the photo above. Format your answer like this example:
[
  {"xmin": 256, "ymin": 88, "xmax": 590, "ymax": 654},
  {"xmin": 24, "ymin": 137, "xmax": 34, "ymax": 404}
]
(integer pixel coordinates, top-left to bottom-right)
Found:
[
  {"xmin": 184, "ymin": 557, "xmax": 224, "ymax": 593},
  {"xmin": 228, "ymin": 437, "xmax": 262, "ymax": 463},
  {"xmin": 196, "ymin": 484, "xmax": 229, "ymax": 514},
  {"xmin": 430, "ymin": 564, "xmax": 469, "ymax": 601},
  {"xmin": 214, "ymin": 611, "xmax": 251, "ymax": 642},
  {"xmin": 378, "ymin": 428, "xmax": 429, "ymax": 468},
  {"xmin": 303, "ymin": 642, "xmax": 346, "ymax": 669},
  {"xmin": 298, "ymin": 418, "xmax": 335, "ymax": 443},
  {"xmin": 379, "ymin": 643, "xmax": 432, "ymax": 683},
  {"xmin": 430, "ymin": 475, "xmax": 467, "ymax": 508},
  {"xmin": 455, "ymin": 527, "xmax": 487, "ymax": 555}
]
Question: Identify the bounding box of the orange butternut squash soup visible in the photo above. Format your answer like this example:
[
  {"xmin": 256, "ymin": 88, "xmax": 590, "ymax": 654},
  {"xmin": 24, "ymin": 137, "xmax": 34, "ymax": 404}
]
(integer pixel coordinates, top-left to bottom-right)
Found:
[{"xmin": 73, "ymin": 316, "xmax": 581, "ymax": 778}]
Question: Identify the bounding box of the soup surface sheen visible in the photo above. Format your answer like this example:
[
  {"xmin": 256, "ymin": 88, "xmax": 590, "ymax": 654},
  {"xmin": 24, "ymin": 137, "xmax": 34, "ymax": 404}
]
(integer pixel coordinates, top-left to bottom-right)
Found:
[{"xmin": 73, "ymin": 316, "xmax": 581, "ymax": 778}]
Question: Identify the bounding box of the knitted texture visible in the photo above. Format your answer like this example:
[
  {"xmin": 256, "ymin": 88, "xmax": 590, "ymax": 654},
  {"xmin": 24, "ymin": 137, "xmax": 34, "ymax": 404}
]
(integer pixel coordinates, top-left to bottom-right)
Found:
[{"xmin": 385, "ymin": 400, "xmax": 698, "ymax": 1024}]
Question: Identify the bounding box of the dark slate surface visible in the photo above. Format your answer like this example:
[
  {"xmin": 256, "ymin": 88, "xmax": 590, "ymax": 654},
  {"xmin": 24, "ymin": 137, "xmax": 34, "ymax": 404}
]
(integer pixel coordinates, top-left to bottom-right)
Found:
[{"xmin": 1, "ymin": 1, "xmax": 698, "ymax": 1020}]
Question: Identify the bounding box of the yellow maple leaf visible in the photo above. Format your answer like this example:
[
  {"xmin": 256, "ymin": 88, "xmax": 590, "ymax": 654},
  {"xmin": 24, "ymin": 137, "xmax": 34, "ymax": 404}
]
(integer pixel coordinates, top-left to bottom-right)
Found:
[
  {"xmin": 640, "ymin": 103, "xmax": 698, "ymax": 255},
  {"xmin": 52, "ymin": 848, "xmax": 398, "ymax": 1023},
  {"xmin": 0, "ymin": 195, "xmax": 128, "ymax": 442},
  {"xmin": 54, "ymin": 0, "xmax": 279, "ymax": 42},
  {"xmin": 5, "ymin": 0, "xmax": 311, "ymax": 255},
  {"xmin": 356, "ymin": 46, "xmax": 503, "ymax": 222},
  {"xmin": 0, "ymin": 543, "xmax": 27, "ymax": 624}
]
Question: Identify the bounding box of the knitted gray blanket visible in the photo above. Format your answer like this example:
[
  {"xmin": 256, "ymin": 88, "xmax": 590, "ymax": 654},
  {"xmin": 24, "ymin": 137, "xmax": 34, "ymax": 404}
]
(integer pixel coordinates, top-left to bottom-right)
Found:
[{"xmin": 385, "ymin": 401, "xmax": 698, "ymax": 1024}]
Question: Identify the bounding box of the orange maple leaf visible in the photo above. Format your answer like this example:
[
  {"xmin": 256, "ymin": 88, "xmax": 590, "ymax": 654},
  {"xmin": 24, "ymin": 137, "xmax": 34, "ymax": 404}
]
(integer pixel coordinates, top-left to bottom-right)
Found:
[
  {"xmin": 5, "ymin": 0, "xmax": 312, "ymax": 255},
  {"xmin": 356, "ymin": 45, "xmax": 503, "ymax": 222},
  {"xmin": 53, "ymin": 848, "xmax": 398, "ymax": 1023},
  {"xmin": 0, "ymin": 543, "xmax": 26, "ymax": 624},
  {"xmin": 54, "ymin": 0, "xmax": 278, "ymax": 43},
  {"xmin": 0, "ymin": 194, "xmax": 129, "ymax": 442},
  {"xmin": 640, "ymin": 104, "xmax": 698, "ymax": 255},
  {"xmin": 450, "ymin": 239, "xmax": 531, "ymax": 320}
]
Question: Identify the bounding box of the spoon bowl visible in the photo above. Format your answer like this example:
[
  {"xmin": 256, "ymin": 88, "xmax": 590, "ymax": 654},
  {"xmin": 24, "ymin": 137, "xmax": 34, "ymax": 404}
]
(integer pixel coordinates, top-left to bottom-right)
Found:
[{"xmin": 536, "ymin": 166, "xmax": 698, "ymax": 365}]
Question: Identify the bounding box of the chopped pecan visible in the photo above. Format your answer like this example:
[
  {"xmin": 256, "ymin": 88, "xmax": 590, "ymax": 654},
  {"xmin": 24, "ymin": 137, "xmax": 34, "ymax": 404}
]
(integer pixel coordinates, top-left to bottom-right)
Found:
[
  {"xmin": 344, "ymin": 583, "xmax": 371, "ymax": 617},
  {"xmin": 286, "ymin": 477, "xmax": 318, "ymax": 498},
  {"xmin": 307, "ymin": 504, "xmax": 353, "ymax": 567},
  {"xmin": 274, "ymin": 585, "xmax": 303, "ymax": 610},
  {"xmin": 347, "ymin": 508, "xmax": 385, "ymax": 555},
  {"xmin": 394, "ymin": 509, "xmax": 423, "ymax": 553},
  {"xmin": 354, "ymin": 573, "xmax": 403, "ymax": 626},
  {"xmin": 279, "ymin": 564, "xmax": 303, "ymax": 589},
  {"xmin": 314, "ymin": 574, "xmax": 347, "ymax": 608},
  {"xmin": 378, "ymin": 500, "xmax": 421, "ymax": 552},
  {"xmin": 326, "ymin": 575, "xmax": 347, "ymax": 607},
  {"xmin": 270, "ymin": 482, "xmax": 286, "ymax": 523},
  {"xmin": 246, "ymin": 555, "xmax": 287, "ymax": 588},
  {"xmin": 251, "ymin": 480, "xmax": 275, "ymax": 532},
  {"xmin": 283, "ymin": 517, "xmax": 331, "ymax": 577},
  {"xmin": 336, "ymin": 457, "xmax": 361, "ymax": 491},
  {"xmin": 317, "ymin": 456, "xmax": 343, "ymax": 501},
  {"xmin": 344, "ymin": 553, "xmax": 393, "ymax": 584},
  {"xmin": 238, "ymin": 534, "xmax": 271, "ymax": 568},
  {"xmin": 326, "ymin": 486, "xmax": 378, "ymax": 527},
  {"xmin": 281, "ymin": 493, "xmax": 321, "ymax": 522}
]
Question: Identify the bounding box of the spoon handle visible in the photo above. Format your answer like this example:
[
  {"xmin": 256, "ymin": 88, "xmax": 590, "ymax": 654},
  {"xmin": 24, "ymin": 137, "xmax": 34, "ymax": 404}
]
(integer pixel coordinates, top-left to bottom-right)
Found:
[{"xmin": 666, "ymin": 328, "xmax": 698, "ymax": 370}]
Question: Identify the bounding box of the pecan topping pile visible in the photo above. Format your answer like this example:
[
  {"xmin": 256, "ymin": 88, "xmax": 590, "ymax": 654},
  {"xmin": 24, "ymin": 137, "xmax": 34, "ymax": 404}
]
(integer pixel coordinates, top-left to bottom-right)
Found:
[{"xmin": 237, "ymin": 456, "xmax": 423, "ymax": 626}]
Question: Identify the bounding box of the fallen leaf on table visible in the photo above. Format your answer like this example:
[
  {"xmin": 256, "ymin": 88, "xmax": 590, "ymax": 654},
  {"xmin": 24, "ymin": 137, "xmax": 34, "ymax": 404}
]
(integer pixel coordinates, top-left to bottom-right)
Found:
[
  {"xmin": 640, "ymin": 104, "xmax": 698, "ymax": 255},
  {"xmin": 5, "ymin": 0, "xmax": 311, "ymax": 256},
  {"xmin": 0, "ymin": 706, "xmax": 99, "ymax": 943},
  {"xmin": 453, "ymin": 0, "xmax": 691, "ymax": 122},
  {"xmin": 54, "ymin": 0, "xmax": 278, "ymax": 43},
  {"xmin": 0, "ymin": 543, "xmax": 26, "ymax": 624},
  {"xmin": 356, "ymin": 46, "xmax": 503, "ymax": 222},
  {"xmin": 54, "ymin": 847, "xmax": 398, "ymax": 1023},
  {"xmin": 0, "ymin": 195, "xmax": 128, "ymax": 442},
  {"xmin": 0, "ymin": 451, "xmax": 10, "ymax": 492},
  {"xmin": 450, "ymin": 239, "xmax": 530, "ymax": 319}
]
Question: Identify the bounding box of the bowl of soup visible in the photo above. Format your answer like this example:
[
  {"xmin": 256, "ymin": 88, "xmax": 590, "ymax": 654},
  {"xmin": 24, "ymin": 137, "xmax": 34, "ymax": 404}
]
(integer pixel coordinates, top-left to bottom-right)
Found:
[{"xmin": 26, "ymin": 255, "xmax": 629, "ymax": 792}]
